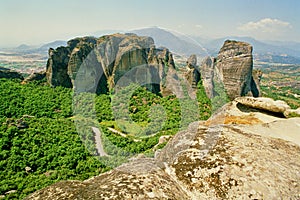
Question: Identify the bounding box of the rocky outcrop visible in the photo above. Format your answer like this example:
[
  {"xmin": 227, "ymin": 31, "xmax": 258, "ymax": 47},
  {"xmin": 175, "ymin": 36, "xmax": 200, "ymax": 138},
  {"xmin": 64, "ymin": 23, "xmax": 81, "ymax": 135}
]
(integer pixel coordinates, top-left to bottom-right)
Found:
[
  {"xmin": 25, "ymin": 97, "xmax": 300, "ymax": 199},
  {"xmin": 251, "ymin": 69, "xmax": 263, "ymax": 97},
  {"xmin": 147, "ymin": 47, "xmax": 181, "ymax": 96},
  {"xmin": 46, "ymin": 37, "xmax": 261, "ymax": 100},
  {"xmin": 200, "ymin": 56, "xmax": 215, "ymax": 98},
  {"xmin": 187, "ymin": 54, "xmax": 197, "ymax": 68},
  {"xmin": 235, "ymin": 96, "xmax": 300, "ymax": 118},
  {"xmin": 46, "ymin": 46, "xmax": 72, "ymax": 87},
  {"xmin": 22, "ymin": 71, "xmax": 46, "ymax": 84},
  {"xmin": 46, "ymin": 34, "xmax": 180, "ymax": 96},
  {"xmin": 0, "ymin": 68, "xmax": 23, "ymax": 80},
  {"xmin": 284, "ymin": 107, "xmax": 300, "ymax": 117},
  {"xmin": 235, "ymin": 97, "xmax": 290, "ymax": 114},
  {"xmin": 25, "ymin": 158, "xmax": 190, "ymax": 200},
  {"xmin": 184, "ymin": 54, "xmax": 201, "ymax": 89},
  {"xmin": 196, "ymin": 40, "xmax": 260, "ymax": 100},
  {"xmin": 215, "ymin": 40, "xmax": 259, "ymax": 100}
]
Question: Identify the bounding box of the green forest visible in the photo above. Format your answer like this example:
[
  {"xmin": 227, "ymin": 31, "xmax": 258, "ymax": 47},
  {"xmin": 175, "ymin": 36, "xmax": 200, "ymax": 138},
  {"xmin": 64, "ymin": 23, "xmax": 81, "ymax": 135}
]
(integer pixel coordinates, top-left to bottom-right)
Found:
[{"xmin": 0, "ymin": 77, "xmax": 212, "ymax": 199}]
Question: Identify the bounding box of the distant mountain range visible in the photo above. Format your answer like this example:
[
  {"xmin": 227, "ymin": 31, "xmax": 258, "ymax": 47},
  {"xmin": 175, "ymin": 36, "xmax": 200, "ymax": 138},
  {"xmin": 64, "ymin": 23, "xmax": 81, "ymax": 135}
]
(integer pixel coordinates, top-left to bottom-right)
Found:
[
  {"xmin": 3, "ymin": 40, "xmax": 67, "ymax": 56},
  {"xmin": 2, "ymin": 27, "xmax": 300, "ymax": 64},
  {"xmin": 203, "ymin": 36, "xmax": 300, "ymax": 57},
  {"xmin": 199, "ymin": 36, "xmax": 300, "ymax": 64},
  {"xmin": 130, "ymin": 27, "xmax": 300, "ymax": 64},
  {"xmin": 130, "ymin": 27, "xmax": 208, "ymax": 57},
  {"xmin": 38, "ymin": 40, "xmax": 67, "ymax": 52}
]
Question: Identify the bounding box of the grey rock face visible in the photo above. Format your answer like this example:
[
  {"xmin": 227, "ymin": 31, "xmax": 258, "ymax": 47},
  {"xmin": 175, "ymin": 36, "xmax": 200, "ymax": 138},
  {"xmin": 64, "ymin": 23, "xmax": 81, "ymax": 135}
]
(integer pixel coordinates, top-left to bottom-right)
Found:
[
  {"xmin": 46, "ymin": 34, "xmax": 181, "ymax": 96},
  {"xmin": 200, "ymin": 56, "xmax": 215, "ymax": 98},
  {"xmin": 196, "ymin": 40, "xmax": 260, "ymax": 100},
  {"xmin": 184, "ymin": 55, "xmax": 201, "ymax": 89},
  {"xmin": 46, "ymin": 46, "xmax": 72, "ymax": 87},
  {"xmin": 215, "ymin": 40, "xmax": 259, "ymax": 100},
  {"xmin": 251, "ymin": 69, "xmax": 263, "ymax": 97},
  {"xmin": 186, "ymin": 54, "xmax": 197, "ymax": 69},
  {"xmin": 46, "ymin": 37, "xmax": 261, "ymax": 100}
]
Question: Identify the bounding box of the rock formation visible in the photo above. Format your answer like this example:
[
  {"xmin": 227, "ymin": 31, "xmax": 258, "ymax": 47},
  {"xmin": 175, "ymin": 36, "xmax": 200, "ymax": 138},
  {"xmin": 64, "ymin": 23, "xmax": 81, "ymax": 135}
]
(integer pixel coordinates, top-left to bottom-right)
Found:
[
  {"xmin": 194, "ymin": 40, "xmax": 260, "ymax": 101},
  {"xmin": 214, "ymin": 40, "xmax": 259, "ymax": 100},
  {"xmin": 46, "ymin": 34, "xmax": 180, "ymax": 96},
  {"xmin": 22, "ymin": 71, "xmax": 46, "ymax": 84},
  {"xmin": 46, "ymin": 36, "xmax": 261, "ymax": 100},
  {"xmin": 184, "ymin": 54, "xmax": 201, "ymax": 89},
  {"xmin": 25, "ymin": 97, "xmax": 300, "ymax": 199},
  {"xmin": 46, "ymin": 46, "xmax": 73, "ymax": 88},
  {"xmin": 0, "ymin": 67, "xmax": 23, "ymax": 80},
  {"xmin": 200, "ymin": 56, "xmax": 215, "ymax": 98},
  {"xmin": 251, "ymin": 69, "xmax": 263, "ymax": 97},
  {"xmin": 147, "ymin": 47, "xmax": 181, "ymax": 96},
  {"xmin": 235, "ymin": 96, "xmax": 300, "ymax": 118}
]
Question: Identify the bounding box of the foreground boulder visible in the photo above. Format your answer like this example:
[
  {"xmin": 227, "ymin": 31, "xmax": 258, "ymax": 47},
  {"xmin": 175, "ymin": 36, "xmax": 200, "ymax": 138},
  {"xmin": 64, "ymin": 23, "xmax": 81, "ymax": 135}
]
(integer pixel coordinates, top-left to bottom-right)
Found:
[
  {"xmin": 25, "ymin": 98, "xmax": 300, "ymax": 200},
  {"xmin": 235, "ymin": 96, "xmax": 300, "ymax": 118}
]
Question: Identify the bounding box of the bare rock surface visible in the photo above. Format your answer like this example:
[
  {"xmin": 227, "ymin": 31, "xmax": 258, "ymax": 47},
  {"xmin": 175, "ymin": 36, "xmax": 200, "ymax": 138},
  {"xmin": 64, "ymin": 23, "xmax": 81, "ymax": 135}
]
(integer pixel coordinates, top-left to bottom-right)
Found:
[
  {"xmin": 200, "ymin": 56, "xmax": 215, "ymax": 98},
  {"xmin": 46, "ymin": 37, "xmax": 263, "ymax": 101},
  {"xmin": 46, "ymin": 33, "xmax": 183, "ymax": 96},
  {"xmin": 242, "ymin": 117, "xmax": 300, "ymax": 146},
  {"xmin": 284, "ymin": 107, "xmax": 300, "ymax": 118},
  {"xmin": 235, "ymin": 96, "xmax": 296, "ymax": 118},
  {"xmin": 25, "ymin": 158, "xmax": 190, "ymax": 200},
  {"xmin": 215, "ymin": 40, "xmax": 259, "ymax": 100},
  {"xmin": 184, "ymin": 54, "xmax": 200, "ymax": 89}
]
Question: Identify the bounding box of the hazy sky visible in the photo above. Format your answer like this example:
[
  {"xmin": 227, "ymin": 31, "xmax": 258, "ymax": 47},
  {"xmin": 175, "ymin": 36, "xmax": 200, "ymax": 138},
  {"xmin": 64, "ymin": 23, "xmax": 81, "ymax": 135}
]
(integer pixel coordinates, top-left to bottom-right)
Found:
[{"xmin": 1, "ymin": 0, "xmax": 300, "ymax": 47}]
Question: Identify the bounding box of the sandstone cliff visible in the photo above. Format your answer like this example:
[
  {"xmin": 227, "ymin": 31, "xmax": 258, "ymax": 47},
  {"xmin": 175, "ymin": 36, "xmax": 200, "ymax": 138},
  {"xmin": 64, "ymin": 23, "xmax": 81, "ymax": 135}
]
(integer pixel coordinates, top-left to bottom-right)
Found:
[
  {"xmin": 25, "ymin": 97, "xmax": 300, "ymax": 200},
  {"xmin": 46, "ymin": 34, "xmax": 180, "ymax": 96},
  {"xmin": 215, "ymin": 40, "xmax": 259, "ymax": 100},
  {"xmin": 200, "ymin": 56, "xmax": 215, "ymax": 98},
  {"xmin": 46, "ymin": 36, "xmax": 261, "ymax": 100},
  {"xmin": 184, "ymin": 54, "xmax": 201, "ymax": 89},
  {"xmin": 198, "ymin": 40, "xmax": 261, "ymax": 101}
]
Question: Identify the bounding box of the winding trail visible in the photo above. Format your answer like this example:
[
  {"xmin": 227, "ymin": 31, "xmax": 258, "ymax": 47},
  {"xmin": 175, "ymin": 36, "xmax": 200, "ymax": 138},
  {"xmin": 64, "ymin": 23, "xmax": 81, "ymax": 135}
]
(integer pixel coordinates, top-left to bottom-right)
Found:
[
  {"xmin": 91, "ymin": 127, "xmax": 108, "ymax": 157},
  {"xmin": 107, "ymin": 127, "xmax": 141, "ymax": 142},
  {"xmin": 107, "ymin": 127, "xmax": 127, "ymax": 137}
]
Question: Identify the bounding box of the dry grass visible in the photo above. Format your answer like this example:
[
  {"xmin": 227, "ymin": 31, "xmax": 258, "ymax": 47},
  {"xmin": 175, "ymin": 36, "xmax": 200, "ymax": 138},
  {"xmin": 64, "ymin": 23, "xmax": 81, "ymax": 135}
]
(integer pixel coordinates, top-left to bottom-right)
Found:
[
  {"xmin": 206, "ymin": 114, "xmax": 262, "ymax": 126},
  {"xmin": 223, "ymin": 115, "xmax": 262, "ymax": 125}
]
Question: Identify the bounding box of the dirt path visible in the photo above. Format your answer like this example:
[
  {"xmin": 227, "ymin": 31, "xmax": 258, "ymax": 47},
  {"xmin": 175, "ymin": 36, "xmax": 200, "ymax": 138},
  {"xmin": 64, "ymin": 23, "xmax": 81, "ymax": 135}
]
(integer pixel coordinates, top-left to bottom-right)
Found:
[
  {"xmin": 107, "ymin": 127, "xmax": 141, "ymax": 142},
  {"xmin": 107, "ymin": 127, "xmax": 127, "ymax": 137},
  {"xmin": 92, "ymin": 127, "xmax": 108, "ymax": 157}
]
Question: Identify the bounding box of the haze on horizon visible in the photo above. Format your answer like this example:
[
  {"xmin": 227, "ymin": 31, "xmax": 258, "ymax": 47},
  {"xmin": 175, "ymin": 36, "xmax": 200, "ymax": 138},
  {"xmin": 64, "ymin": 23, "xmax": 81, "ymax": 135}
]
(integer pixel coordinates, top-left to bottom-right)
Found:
[{"xmin": 1, "ymin": 0, "xmax": 300, "ymax": 48}]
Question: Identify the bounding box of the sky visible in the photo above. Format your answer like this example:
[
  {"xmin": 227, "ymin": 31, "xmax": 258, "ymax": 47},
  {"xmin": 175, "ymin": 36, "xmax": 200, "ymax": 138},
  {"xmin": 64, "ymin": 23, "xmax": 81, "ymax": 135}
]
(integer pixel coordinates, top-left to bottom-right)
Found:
[{"xmin": 0, "ymin": 0, "xmax": 300, "ymax": 47}]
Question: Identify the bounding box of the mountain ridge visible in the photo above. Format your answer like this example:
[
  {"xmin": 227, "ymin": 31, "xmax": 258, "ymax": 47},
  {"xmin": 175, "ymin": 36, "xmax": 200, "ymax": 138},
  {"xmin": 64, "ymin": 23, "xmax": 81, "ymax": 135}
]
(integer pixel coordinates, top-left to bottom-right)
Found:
[{"xmin": 2, "ymin": 27, "xmax": 300, "ymax": 64}]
